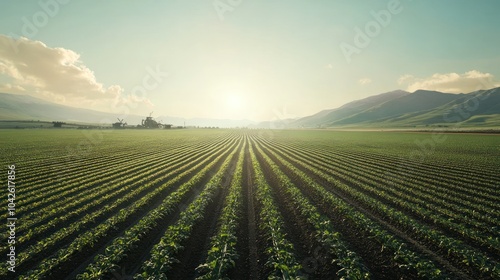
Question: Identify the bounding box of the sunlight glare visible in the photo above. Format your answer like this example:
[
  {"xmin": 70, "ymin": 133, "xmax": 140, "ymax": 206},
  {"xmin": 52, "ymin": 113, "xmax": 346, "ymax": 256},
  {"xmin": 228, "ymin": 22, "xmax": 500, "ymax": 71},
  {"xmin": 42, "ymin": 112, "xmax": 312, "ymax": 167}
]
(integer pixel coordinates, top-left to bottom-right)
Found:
[{"xmin": 226, "ymin": 94, "xmax": 244, "ymax": 110}]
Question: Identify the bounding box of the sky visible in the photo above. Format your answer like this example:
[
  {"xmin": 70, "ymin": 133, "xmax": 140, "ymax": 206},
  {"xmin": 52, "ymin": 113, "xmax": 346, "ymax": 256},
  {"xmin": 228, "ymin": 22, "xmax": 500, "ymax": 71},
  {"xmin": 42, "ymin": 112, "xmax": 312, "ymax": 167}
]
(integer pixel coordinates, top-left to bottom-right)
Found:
[{"xmin": 0, "ymin": 0, "xmax": 500, "ymax": 122}]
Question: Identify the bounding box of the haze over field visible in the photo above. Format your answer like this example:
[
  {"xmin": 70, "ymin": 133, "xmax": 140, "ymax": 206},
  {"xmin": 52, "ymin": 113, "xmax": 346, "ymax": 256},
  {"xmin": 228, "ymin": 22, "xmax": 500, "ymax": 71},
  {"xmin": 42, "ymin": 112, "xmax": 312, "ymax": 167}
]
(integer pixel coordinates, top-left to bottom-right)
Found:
[{"xmin": 0, "ymin": 1, "xmax": 499, "ymax": 123}]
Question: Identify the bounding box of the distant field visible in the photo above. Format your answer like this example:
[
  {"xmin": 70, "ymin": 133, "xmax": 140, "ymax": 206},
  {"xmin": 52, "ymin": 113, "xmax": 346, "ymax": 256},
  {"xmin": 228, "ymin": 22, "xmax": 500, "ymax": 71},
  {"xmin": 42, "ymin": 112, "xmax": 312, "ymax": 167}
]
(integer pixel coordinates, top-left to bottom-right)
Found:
[
  {"xmin": 0, "ymin": 129, "xmax": 499, "ymax": 279},
  {"xmin": 0, "ymin": 120, "xmax": 109, "ymax": 129}
]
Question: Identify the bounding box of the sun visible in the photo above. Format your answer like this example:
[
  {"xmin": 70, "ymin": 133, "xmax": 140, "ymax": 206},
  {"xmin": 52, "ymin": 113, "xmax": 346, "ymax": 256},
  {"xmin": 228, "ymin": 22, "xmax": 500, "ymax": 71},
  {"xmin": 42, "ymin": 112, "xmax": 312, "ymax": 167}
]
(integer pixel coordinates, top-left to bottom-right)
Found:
[
  {"xmin": 226, "ymin": 94, "xmax": 243, "ymax": 110},
  {"xmin": 218, "ymin": 89, "xmax": 252, "ymax": 119}
]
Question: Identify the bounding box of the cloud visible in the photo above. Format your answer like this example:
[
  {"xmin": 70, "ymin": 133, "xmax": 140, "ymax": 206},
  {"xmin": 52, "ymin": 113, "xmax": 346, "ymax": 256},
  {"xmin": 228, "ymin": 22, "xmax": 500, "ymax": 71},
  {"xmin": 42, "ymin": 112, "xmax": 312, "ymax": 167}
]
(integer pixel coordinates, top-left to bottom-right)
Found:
[
  {"xmin": 0, "ymin": 35, "xmax": 150, "ymax": 112},
  {"xmin": 0, "ymin": 83, "xmax": 26, "ymax": 93},
  {"xmin": 398, "ymin": 70, "xmax": 500, "ymax": 93},
  {"xmin": 358, "ymin": 78, "xmax": 372, "ymax": 85}
]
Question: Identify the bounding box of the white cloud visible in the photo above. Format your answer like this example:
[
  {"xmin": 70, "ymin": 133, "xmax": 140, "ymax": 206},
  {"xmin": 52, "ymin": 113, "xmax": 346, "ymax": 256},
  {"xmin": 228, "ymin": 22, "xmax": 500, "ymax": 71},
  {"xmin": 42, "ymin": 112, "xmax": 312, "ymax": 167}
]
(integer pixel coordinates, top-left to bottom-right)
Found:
[
  {"xmin": 0, "ymin": 35, "xmax": 151, "ymax": 112},
  {"xmin": 0, "ymin": 83, "xmax": 26, "ymax": 92},
  {"xmin": 397, "ymin": 74, "xmax": 413, "ymax": 85},
  {"xmin": 398, "ymin": 70, "xmax": 500, "ymax": 93},
  {"xmin": 358, "ymin": 78, "xmax": 372, "ymax": 85}
]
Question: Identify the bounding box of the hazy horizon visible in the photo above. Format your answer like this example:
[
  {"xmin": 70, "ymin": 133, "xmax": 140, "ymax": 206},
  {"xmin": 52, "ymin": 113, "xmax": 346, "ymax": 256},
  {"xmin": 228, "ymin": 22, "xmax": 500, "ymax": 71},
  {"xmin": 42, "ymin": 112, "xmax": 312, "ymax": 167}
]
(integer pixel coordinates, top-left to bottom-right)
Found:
[{"xmin": 1, "ymin": 1, "xmax": 500, "ymax": 122}]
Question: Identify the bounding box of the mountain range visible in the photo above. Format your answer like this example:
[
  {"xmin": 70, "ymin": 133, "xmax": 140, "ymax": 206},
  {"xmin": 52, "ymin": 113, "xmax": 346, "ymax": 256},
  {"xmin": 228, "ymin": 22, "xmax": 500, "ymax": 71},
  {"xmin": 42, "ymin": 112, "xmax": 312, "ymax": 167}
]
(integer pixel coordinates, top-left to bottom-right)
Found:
[
  {"xmin": 1, "ymin": 87, "xmax": 500, "ymax": 128},
  {"xmin": 283, "ymin": 87, "xmax": 500, "ymax": 128}
]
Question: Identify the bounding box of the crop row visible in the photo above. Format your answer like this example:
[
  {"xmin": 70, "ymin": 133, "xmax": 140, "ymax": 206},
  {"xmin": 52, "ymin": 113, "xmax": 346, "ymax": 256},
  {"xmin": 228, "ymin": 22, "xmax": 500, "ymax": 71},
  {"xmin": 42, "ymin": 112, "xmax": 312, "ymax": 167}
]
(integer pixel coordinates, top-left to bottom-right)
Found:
[
  {"xmin": 12, "ymin": 139, "xmax": 183, "ymax": 195},
  {"xmin": 257, "ymin": 136, "xmax": 499, "ymax": 279},
  {"xmin": 267, "ymin": 139, "xmax": 499, "ymax": 248},
  {"xmin": 1, "ymin": 135, "xmax": 234, "ymax": 241},
  {"xmin": 250, "ymin": 136, "xmax": 450, "ymax": 279},
  {"xmin": 77, "ymin": 139, "xmax": 240, "ymax": 279},
  {"xmin": 0, "ymin": 137, "xmax": 228, "ymax": 255},
  {"xmin": 11, "ymin": 138, "xmax": 238, "ymax": 279},
  {"xmin": 134, "ymin": 140, "xmax": 242, "ymax": 279},
  {"xmin": 281, "ymin": 133, "xmax": 499, "ymax": 196},
  {"xmin": 3, "ymin": 141, "xmax": 208, "ymax": 233},
  {"xmin": 261, "ymin": 136, "xmax": 499, "ymax": 228},
  {"xmin": 248, "ymin": 143, "xmax": 302, "ymax": 279},
  {"xmin": 196, "ymin": 138, "xmax": 246, "ymax": 279},
  {"xmin": 276, "ymin": 137, "xmax": 499, "ymax": 206},
  {"xmin": 2, "ymin": 135, "xmax": 222, "ymax": 221},
  {"xmin": 13, "ymin": 130, "xmax": 230, "ymax": 197},
  {"xmin": 297, "ymin": 143, "xmax": 500, "ymax": 211},
  {"xmin": 4, "ymin": 130, "xmax": 497, "ymax": 280},
  {"xmin": 253, "ymin": 142, "xmax": 370, "ymax": 279}
]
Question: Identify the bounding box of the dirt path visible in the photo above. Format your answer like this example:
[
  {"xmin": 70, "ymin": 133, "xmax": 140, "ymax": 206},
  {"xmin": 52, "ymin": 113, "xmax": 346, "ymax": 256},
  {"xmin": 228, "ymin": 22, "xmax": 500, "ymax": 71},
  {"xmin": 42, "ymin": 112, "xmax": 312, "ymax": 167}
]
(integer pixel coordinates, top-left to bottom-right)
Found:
[{"xmin": 243, "ymin": 142, "xmax": 260, "ymax": 280}]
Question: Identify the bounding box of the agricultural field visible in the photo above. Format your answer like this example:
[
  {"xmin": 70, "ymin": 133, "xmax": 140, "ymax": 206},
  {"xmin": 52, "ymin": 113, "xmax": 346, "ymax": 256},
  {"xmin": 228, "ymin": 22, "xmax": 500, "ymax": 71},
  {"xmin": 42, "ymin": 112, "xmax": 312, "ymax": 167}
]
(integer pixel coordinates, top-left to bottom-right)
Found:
[{"xmin": 0, "ymin": 129, "xmax": 499, "ymax": 280}]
